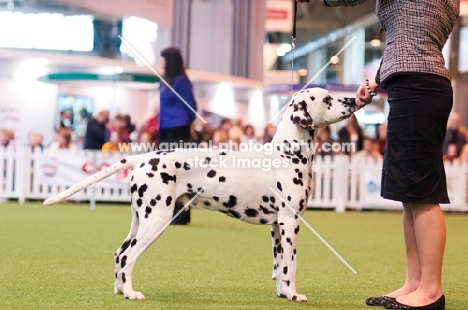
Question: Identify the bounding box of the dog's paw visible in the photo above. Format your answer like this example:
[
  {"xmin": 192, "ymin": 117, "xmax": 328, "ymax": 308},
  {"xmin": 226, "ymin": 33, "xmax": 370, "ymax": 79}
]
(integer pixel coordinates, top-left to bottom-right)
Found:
[
  {"xmin": 288, "ymin": 293, "xmax": 307, "ymax": 302},
  {"xmin": 124, "ymin": 291, "xmax": 146, "ymax": 300}
]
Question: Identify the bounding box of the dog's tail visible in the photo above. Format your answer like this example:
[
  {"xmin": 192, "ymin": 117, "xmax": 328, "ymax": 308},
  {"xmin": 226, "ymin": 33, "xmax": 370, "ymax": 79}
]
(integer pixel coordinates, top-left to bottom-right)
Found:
[{"xmin": 43, "ymin": 154, "xmax": 143, "ymax": 205}]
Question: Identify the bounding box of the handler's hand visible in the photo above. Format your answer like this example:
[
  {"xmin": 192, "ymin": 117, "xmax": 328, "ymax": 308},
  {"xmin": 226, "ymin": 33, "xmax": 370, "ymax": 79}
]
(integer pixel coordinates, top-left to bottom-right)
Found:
[{"xmin": 355, "ymin": 79, "xmax": 378, "ymax": 109}]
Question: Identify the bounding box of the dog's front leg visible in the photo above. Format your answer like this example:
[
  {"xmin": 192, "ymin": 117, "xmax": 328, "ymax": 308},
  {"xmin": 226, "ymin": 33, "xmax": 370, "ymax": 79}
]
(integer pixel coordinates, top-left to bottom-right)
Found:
[{"xmin": 278, "ymin": 219, "xmax": 307, "ymax": 302}]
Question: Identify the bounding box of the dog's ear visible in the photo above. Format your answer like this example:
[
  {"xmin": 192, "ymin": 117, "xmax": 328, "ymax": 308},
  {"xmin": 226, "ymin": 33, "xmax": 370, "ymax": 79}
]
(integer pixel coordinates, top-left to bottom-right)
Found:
[{"xmin": 290, "ymin": 100, "xmax": 314, "ymax": 131}]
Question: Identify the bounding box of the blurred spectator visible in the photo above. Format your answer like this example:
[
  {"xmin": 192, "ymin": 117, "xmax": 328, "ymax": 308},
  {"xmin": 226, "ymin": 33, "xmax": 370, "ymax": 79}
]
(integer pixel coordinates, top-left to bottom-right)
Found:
[
  {"xmin": 229, "ymin": 119, "xmax": 244, "ymax": 145},
  {"xmin": 377, "ymin": 123, "xmax": 387, "ymax": 155},
  {"xmin": 212, "ymin": 118, "xmax": 232, "ymax": 147},
  {"xmin": 338, "ymin": 114, "xmax": 364, "ymax": 156},
  {"xmin": 84, "ymin": 110, "xmax": 109, "ymax": 150},
  {"xmin": 443, "ymin": 112, "xmax": 466, "ymax": 156},
  {"xmin": 353, "ymin": 136, "xmax": 383, "ymax": 162},
  {"xmin": 263, "ymin": 123, "xmax": 277, "ymax": 143},
  {"xmin": 60, "ymin": 110, "xmax": 72, "ymax": 129},
  {"xmin": 47, "ymin": 128, "xmax": 78, "ymax": 152},
  {"xmin": 27, "ymin": 131, "xmax": 44, "ymax": 152},
  {"xmin": 142, "ymin": 113, "xmax": 159, "ymax": 144},
  {"xmin": 241, "ymin": 124, "xmax": 260, "ymax": 143},
  {"xmin": 316, "ymin": 126, "xmax": 335, "ymax": 157},
  {"xmin": 0, "ymin": 128, "xmax": 14, "ymax": 149},
  {"xmin": 102, "ymin": 131, "xmax": 123, "ymax": 153},
  {"xmin": 106, "ymin": 114, "xmax": 130, "ymax": 143},
  {"xmin": 443, "ymin": 143, "xmax": 458, "ymax": 164},
  {"xmin": 124, "ymin": 114, "xmax": 137, "ymax": 141}
]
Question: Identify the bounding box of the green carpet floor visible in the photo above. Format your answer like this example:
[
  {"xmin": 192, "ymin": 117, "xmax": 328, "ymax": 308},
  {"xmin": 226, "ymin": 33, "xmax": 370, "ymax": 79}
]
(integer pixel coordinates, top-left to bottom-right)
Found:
[{"xmin": 0, "ymin": 202, "xmax": 467, "ymax": 309}]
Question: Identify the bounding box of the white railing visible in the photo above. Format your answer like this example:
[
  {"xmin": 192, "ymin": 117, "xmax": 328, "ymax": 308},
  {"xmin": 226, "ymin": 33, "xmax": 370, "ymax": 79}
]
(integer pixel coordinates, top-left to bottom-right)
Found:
[{"xmin": 1, "ymin": 148, "xmax": 467, "ymax": 212}]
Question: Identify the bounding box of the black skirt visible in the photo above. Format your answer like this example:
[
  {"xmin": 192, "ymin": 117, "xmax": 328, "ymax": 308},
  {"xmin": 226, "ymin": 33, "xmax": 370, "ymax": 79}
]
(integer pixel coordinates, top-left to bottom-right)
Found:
[{"xmin": 381, "ymin": 73, "xmax": 453, "ymax": 204}]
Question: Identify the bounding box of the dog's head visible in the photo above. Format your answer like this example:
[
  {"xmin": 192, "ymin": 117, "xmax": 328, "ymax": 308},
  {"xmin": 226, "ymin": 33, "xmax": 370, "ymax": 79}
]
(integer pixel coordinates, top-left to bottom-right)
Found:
[{"xmin": 289, "ymin": 87, "xmax": 357, "ymax": 129}]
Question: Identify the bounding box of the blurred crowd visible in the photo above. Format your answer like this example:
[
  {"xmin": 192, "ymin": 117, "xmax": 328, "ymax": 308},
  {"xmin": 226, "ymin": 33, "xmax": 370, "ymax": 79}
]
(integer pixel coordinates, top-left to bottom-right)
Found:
[{"xmin": 1, "ymin": 111, "xmax": 468, "ymax": 166}]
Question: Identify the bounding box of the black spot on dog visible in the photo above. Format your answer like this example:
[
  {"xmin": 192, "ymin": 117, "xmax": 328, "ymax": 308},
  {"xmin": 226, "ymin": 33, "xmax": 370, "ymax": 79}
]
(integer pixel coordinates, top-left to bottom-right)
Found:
[
  {"xmin": 260, "ymin": 205, "xmax": 275, "ymax": 215},
  {"xmin": 145, "ymin": 206, "xmax": 152, "ymax": 218},
  {"xmin": 301, "ymin": 157, "xmax": 308, "ymax": 164},
  {"xmin": 131, "ymin": 239, "xmax": 137, "ymax": 247},
  {"xmin": 204, "ymin": 200, "xmax": 211, "ymax": 206},
  {"xmin": 121, "ymin": 255, "xmax": 127, "ymax": 268},
  {"xmin": 286, "ymin": 237, "xmax": 292, "ymax": 245},
  {"xmin": 283, "ymin": 266, "xmax": 288, "ymax": 275},
  {"xmin": 146, "ymin": 173, "xmax": 154, "ymax": 178},
  {"xmin": 130, "ymin": 184, "xmax": 138, "ymax": 194},
  {"xmin": 287, "ymin": 196, "xmax": 291, "ymax": 201},
  {"xmin": 310, "ymin": 96, "xmax": 315, "ymax": 101},
  {"xmin": 183, "ymin": 162, "xmax": 191, "ymax": 170},
  {"xmin": 219, "ymin": 176, "xmax": 226, "ymax": 182},
  {"xmin": 121, "ymin": 159, "xmax": 127, "ymax": 164},
  {"xmin": 270, "ymin": 230, "xmax": 275, "ymax": 237},
  {"xmin": 197, "ymin": 187, "xmax": 204, "ymax": 193},
  {"xmin": 136, "ymin": 199, "xmax": 143, "ymax": 207},
  {"xmin": 270, "ymin": 196, "xmax": 276, "ymax": 203},
  {"xmin": 299, "ymin": 199, "xmax": 305, "ymax": 211},
  {"xmin": 131, "ymin": 175, "xmax": 134, "ymax": 182},
  {"xmin": 281, "ymin": 229, "xmax": 285, "ymax": 235},
  {"xmin": 223, "ymin": 195, "xmax": 237, "ymax": 208},
  {"xmin": 293, "ymin": 178, "xmax": 304, "ymax": 186},
  {"xmin": 213, "ymin": 196, "xmax": 219, "ymax": 201},
  {"xmin": 285, "ymin": 280, "xmax": 290, "ymax": 287},
  {"xmin": 166, "ymin": 196, "xmax": 172, "ymax": 207},
  {"xmin": 139, "ymin": 163, "xmax": 145, "ymax": 168},
  {"xmin": 122, "ymin": 273, "xmax": 126, "ymax": 283},
  {"xmin": 262, "ymin": 196, "xmax": 269, "ymax": 202},
  {"xmin": 148, "ymin": 158, "xmax": 160, "ymax": 171},
  {"xmin": 245, "ymin": 208, "xmax": 258, "ymax": 217},
  {"xmin": 294, "ymin": 226, "xmax": 300, "ymax": 234},
  {"xmin": 156, "ymin": 194, "xmax": 161, "ymax": 201},
  {"xmin": 150, "ymin": 199, "xmax": 157, "ymax": 207},
  {"xmin": 115, "ymin": 256, "xmax": 119, "ymax": 264},
  {"xmin": 119, "ymin": 240, "xmax": 131, "ymax": 255},
  {"xmin": 292, "ymin": 295, "xmax": 297, "ymax": 301},
  {"xmin": 175, "ymin": 162, "xmax": 182, "ymax": 169},
  {"xmin": 228, "ymin": 209, "xmax": 241, "ymax": 219},
  {"xmin": 219, "ymin": 152, "xmax": 227, "ymax": 155},
  {"xmin": 207, "ymin": 170, "xmax": 216, "ymax": 178},
  {"xmin": 135, "ymin": 211, "xmax": 139, "ymax": 219},
  {"xmin": 162, "ymin": 164, "xmax": 167, "ymax": 169},
  {"xmin": 138, "ymin": 184, "xmax": 148, "ymax": 197},
  {"xmin": 204, "ymin": 157, "xmax": 212, "ymax": 164},
  {"xmin": 292, "ymin": 158, "xmax": 300, "ymax": 164},
  {"xmin": 277, "ymin": 182, "xmax": 283, "ymax": 191},
  {"xmin": 160, "ymin": 172, "xmax": 176, "ymax": 184},
  {"xmin": 260, "ymin": 218, "xmax": 268, "ymax": 224}
]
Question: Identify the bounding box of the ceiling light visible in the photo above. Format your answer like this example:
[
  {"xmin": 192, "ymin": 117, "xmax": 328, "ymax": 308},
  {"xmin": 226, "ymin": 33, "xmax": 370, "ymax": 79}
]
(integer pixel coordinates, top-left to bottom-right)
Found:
[
  {"xmin": 370, "ymin": 39, "xmax": 381, "ymax": 47},
  {"xmin": 330, "ymin": 56, "xmax": 339, "ymax": 64}
]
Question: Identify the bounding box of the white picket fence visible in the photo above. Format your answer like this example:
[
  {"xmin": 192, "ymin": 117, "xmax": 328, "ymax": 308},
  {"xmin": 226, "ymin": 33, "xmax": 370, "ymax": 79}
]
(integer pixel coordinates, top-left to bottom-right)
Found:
[{"xmin": 1, "ymin": 148, "xmax": 468, "ymax": 212}]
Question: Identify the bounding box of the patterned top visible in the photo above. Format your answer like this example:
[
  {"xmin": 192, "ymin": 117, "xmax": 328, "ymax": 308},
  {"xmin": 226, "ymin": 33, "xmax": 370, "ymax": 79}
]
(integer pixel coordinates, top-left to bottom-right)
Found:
[{"xmin": 322, "ymin": 0, "xmax": 460, "ymax": 88}]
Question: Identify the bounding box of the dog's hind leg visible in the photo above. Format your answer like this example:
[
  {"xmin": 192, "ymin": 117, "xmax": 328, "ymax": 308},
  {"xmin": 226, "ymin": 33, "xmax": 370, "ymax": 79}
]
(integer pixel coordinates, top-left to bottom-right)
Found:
[
  {"xmin": 277, "ymin": 218, "xmax": 307, "ymax": 302},
  {"xmin": 270, "ymin": 224, "xmax": 285, "ymax": 297},
  {"xmin": 118, "ymin": 192, "xmax": 176, "ymax": 300},
  {"xmin": 114, "ymin": 203, "xmax": 140, "ymax": 295}
]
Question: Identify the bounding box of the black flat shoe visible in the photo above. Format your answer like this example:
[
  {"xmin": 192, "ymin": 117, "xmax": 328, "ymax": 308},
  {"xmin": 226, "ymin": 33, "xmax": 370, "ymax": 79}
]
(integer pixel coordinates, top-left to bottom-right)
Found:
[
  {"xmin": 384, "ymin": 295, "xmax": 445, "ymax": 310},
  {"xmin": 366, "ymin": 296, "xmax": 396, "ymax": 307}
]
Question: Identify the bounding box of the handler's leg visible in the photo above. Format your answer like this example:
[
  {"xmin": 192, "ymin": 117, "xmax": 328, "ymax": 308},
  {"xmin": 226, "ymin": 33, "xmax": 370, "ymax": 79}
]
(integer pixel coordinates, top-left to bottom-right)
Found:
[
  {"xmin": 396, "ymin": 203, "xmax": 445, "ymax": 306},
  {"xmin": 385, "ymin": 203, "xmax": 421, "ymax": 298}
]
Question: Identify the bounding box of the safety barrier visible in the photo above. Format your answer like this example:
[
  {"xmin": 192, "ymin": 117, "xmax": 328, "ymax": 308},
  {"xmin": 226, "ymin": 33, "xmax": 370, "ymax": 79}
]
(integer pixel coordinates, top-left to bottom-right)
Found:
[{"xmin": 1, "ymin": 148, "xmax": 467, "ymax": 212}]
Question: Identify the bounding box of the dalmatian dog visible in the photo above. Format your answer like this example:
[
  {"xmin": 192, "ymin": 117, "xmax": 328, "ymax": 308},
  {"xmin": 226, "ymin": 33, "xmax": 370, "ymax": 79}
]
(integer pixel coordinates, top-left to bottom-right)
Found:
[{"xmin": 44, "ymin": 87, "xmax": 358, "ymax": 302}]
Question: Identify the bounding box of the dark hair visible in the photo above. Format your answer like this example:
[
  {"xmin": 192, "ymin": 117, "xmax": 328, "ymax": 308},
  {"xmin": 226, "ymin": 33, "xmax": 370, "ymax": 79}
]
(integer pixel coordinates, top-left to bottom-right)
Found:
[{"xmin": 161, "ymin": 47, "xmax": 186, "ymax": 86}]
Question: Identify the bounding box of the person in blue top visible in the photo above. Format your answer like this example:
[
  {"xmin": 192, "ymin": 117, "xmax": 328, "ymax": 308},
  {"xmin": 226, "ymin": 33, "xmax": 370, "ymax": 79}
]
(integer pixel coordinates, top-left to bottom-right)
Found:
[{"xmin": 158, "ymin": 47, "xmax": 197, "ymax": 147}]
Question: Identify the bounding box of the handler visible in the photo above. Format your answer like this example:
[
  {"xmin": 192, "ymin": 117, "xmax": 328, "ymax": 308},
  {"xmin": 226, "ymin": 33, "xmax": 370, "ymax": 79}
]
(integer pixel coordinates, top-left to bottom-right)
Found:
[{"xmin": 297, "ymin": 1, "xmax": 459, "ymax": 309}]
